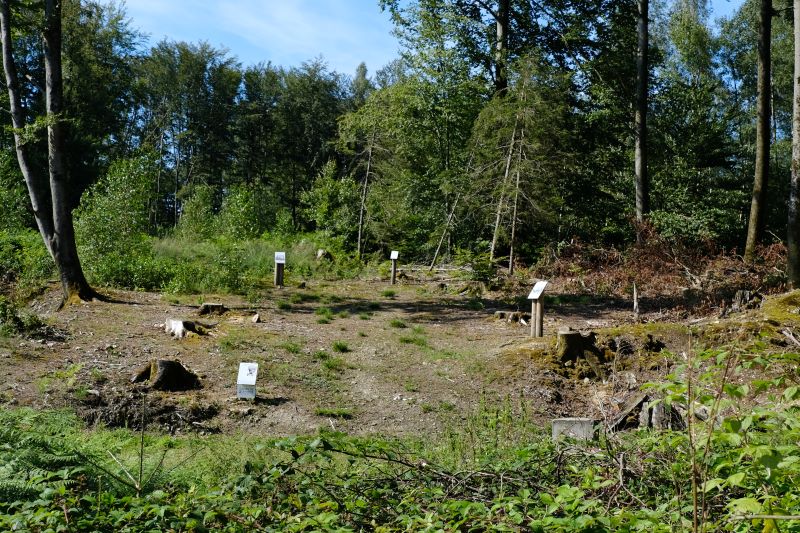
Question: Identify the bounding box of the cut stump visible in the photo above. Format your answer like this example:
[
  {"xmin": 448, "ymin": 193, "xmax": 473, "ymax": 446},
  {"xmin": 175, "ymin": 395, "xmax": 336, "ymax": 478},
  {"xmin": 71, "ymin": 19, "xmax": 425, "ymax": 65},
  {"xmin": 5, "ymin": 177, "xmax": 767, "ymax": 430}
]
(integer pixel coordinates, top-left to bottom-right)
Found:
[
  {"xmin": 130, "ymin": 359, "xmax": 201, "ymax": 391},
  {"xmin": 198, "ymin": 303, "xmax": 228, "ymax": 316}
]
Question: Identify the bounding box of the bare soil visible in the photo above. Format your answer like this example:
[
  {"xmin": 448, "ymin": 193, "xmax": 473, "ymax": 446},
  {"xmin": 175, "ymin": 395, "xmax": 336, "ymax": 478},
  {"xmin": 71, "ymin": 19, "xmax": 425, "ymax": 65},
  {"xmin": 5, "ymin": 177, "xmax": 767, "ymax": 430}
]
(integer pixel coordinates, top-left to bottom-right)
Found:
[{"xmin": 0, "ymin": 275, "xmax": 791, "ymax": 438}]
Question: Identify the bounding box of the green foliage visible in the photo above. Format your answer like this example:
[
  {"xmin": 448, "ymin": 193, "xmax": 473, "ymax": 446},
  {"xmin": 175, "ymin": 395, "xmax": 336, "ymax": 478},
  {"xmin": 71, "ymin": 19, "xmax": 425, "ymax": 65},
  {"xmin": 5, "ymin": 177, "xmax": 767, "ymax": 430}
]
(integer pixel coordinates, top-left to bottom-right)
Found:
[
  {"xmin": 332, "ymin": 340, "xmax": 350, "ymax": 353},
  {"xmin": 76, "ymin": 154, "xmax": 172, "ymax": 290},
  {"xmin": 0, "ymin": 230, "xmax": 53, "ymax": 294},
  {"xmin": 301, "ymin": 161, "xmax": 360, "ymax": 242}
]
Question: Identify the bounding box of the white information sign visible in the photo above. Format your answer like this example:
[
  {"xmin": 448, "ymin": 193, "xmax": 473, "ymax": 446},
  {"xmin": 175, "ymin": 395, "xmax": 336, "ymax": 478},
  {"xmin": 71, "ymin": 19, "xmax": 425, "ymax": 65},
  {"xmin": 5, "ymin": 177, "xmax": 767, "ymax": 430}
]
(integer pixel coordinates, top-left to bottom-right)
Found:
[
  {"xmin": 274, "ymin": 251, "xmax": 286, "ymax": 264},
  {"xmin": 528, "ymin": 280, "xmax": 549, "ymax": 300},
  {"xmin": 390, "ymin": 250, "xmax": 399, "ymax": 260},
  {"xmin": 237, "ymin": 362, "xmax": 259, "ymax": 399}
]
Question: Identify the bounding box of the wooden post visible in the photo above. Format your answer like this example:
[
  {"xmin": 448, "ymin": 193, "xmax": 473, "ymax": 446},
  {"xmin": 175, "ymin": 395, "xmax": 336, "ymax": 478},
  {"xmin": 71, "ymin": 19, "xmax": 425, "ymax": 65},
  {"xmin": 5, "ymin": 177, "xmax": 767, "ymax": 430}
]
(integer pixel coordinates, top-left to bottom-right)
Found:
[
  {"xmin": 535, "ymin": 299, "xmax": 544, "ymax": 337},
  {"xmin": 390, "ymin": 251, "xmax": 398, "ymax": 285},
  {"xmin": 274, "ymin": 251, "xmax": 285, "ymax": 288},
  {"xmin": 527, "ymin": 280, "xmax": 549, "ymax": 338}
]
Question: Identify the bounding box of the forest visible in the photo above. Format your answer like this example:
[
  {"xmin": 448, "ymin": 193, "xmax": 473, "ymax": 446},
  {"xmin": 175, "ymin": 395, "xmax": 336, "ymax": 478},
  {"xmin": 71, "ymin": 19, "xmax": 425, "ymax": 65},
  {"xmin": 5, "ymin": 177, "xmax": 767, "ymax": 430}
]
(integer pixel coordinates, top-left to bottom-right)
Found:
[{"xmin": 3, "ymin": 0, "xmax": 800, "ymax": 531}]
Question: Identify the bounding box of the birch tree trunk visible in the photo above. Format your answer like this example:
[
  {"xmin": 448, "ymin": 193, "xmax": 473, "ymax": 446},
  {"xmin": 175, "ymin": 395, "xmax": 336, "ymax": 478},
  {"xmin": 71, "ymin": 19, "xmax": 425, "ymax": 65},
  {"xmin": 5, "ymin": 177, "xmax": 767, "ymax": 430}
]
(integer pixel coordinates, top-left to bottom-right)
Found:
[
  {"xmin": 788, "ymin": 0, "xmax": 800, "ymax": 286},
  {"xmin": 489, "ymin": 120, "xmax": 517, "ymax": 261},
  {"xmin": 0, "ymin": 0, "xmax": 97, "ymax": 305},
  {"xmin": 745, "ymin": 0, "xmax": 772, "ymax": 262}
]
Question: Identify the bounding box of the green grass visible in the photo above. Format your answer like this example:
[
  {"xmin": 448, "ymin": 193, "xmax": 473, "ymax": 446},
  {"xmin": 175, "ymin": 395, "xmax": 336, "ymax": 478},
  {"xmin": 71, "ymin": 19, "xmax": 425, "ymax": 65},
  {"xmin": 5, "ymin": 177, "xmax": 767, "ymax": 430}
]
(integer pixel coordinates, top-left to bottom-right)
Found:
[
  {"xmin": 313, "ymin": 350, "xmax": 330, "ymax": 360},
  {"xmin": 381, "ymin": 289, "xmax": 396, "ymax": 298},
  {"xmin": 290, "ymin": 292, "xmax": 320, "ymax": 304},
  {"xmin": 323, "ymin": 356, "xmax": 347, "ymax": 371},
  {"xmin": 276, "ymin": 300, "xmax": 292, "ymax": 311},
  {"xmin": 314, "ymin": 407, "xmax": 353, "ymax": 419},
  {"xmin": 389, "ymin": 319, "xmax": 407, "ymax": 328},
  {"xmin": 276, "ymin": 341, "xmax": 302, "ymax": 354},
  {"xmin": 358, "ymin": 313, "xmax": 372, "ymax": 320},
  {"xmin": 332, "ymin": 341, "xmax": 351, "ymax": 353},
  {"xmin": 399, "ymin": 335, "xmax": 427, "ymax": 347}
]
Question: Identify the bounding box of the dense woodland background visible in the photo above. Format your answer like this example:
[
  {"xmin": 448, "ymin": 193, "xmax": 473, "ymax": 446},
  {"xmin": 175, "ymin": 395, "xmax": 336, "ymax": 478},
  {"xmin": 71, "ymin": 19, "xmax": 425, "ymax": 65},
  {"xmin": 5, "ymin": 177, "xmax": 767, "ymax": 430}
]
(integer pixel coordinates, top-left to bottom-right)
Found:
[{"xmin": 0, "ymin": 0, "xmax": 794, "ymax": 294}]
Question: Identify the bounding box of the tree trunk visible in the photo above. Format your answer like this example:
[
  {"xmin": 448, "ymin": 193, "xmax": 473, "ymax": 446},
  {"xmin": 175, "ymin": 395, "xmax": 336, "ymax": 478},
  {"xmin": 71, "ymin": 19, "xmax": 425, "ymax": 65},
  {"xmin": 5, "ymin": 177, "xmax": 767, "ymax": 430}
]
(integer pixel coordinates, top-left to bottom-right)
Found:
[
  {"xmin": 494, "ymin": 0, "xmax": 509, "ymax": 95},
  {"xmin": 634, "ymin": 0, "xmax": 649, "ymax": 242},
  {"xmin": 490, "ymin": 120, "xmax": 517, "ymax": 261},
  {"xmin": 357, "ymin": 129, "xmax": 375, "ymax": 260},
  {"xmin": 745, "ymin": 0, "xmax": 772, "ymax": 262},
  {"xmin": 0, "ymin": 0, "xmax": 97, "ymax": 306},
  {"xmin": 508, "ymin": 135, "xmax": 523, "ymax": 275},
  {"xmin": 789, "ymin": 0, "xmax": 800, "ymax": 287}
]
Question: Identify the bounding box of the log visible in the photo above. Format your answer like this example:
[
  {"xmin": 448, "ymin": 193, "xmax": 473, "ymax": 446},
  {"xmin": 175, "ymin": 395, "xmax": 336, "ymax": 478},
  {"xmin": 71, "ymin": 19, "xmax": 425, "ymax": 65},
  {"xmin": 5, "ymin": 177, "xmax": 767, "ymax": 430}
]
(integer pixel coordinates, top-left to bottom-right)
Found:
[{"xmin": 130, "ymin": 359, "xmax": 201, "ymax": 391}]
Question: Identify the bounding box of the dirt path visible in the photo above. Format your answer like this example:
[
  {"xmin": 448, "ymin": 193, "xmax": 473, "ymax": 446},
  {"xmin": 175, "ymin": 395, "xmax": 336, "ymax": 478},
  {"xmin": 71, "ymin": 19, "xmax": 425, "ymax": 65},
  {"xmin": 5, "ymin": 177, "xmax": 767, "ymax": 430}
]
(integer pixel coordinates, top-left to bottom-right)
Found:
[{"xmin": 0, "ymin": 280, "xmax": 678, "ymax": 437}]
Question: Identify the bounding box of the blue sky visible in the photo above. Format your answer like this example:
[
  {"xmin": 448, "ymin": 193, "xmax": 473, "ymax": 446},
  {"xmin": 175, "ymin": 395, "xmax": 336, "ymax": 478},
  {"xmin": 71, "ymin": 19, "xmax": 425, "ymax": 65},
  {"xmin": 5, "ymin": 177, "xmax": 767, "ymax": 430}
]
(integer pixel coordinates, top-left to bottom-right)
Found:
[{"xmin": 123, "ymin": 0, "xmax": 746, "ymax": 77}]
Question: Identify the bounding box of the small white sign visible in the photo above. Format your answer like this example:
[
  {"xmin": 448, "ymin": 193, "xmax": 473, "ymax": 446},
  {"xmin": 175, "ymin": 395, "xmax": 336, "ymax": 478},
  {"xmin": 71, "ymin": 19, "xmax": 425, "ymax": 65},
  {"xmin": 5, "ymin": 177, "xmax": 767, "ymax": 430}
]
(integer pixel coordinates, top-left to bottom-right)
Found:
[
  {"xmin": 528, "ymin": 280, "xmax": 549, "ymax": 300},
  {"xmin": 390, "ymin": 251, "xmax": 399, "ymax": 260},
  {"xmin": 274, "ymin": 251, "xmax": 286, "ymax": 264},
  {"xmin": 237, "ymin": 362, "xmax": 259, "ymax": 399}
]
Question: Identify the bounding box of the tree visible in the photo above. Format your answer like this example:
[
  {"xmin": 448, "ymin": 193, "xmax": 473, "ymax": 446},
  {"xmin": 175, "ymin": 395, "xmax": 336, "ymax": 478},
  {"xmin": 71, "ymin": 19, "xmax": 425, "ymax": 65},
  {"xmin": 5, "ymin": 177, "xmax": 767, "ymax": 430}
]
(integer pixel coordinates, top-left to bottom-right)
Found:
[
  {"xmin": 0, "ymin": 0, "xmax": 96, "ymax": 304},
  {"xmin": 744, "ymin": 0, "xmax": 773, "ymax": 262},
  {"xmin": 634, "ymin": 0, "xmax": 649, "ymax": 241},
  {"xmin": 789, "ymin": 0, "xmax": 800, "ymax": 286}
]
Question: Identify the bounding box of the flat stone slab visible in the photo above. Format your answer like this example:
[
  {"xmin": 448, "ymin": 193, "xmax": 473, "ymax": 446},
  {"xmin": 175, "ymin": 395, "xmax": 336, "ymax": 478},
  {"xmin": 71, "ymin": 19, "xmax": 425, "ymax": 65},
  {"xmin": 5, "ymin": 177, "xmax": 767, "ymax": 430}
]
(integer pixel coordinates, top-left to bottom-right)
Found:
[{"xmin": 552, "ymin": 417, "xmax": 597, "ymax": 441}]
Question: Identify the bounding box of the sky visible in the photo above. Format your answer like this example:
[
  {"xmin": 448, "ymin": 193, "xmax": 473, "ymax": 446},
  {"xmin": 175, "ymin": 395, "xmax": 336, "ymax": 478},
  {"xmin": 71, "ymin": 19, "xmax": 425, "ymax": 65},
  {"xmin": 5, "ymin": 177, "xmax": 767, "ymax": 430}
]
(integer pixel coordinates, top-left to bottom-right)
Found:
[{"xmin": 123, "ymin": 0, "xmax": 747, "ymax": 77}]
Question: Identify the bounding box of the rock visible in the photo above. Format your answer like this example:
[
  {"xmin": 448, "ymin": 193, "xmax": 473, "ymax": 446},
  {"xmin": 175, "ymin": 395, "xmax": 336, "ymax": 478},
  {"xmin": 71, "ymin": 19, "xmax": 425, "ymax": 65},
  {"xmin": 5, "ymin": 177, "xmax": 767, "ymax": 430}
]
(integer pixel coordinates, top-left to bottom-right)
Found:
[
  {"xmin": 251, "ymin": 313, "xmax": 261, "ymax": 323},
  {"xmin": 552, "ymin": 418, "xmax": 597, "ymax": 441}
]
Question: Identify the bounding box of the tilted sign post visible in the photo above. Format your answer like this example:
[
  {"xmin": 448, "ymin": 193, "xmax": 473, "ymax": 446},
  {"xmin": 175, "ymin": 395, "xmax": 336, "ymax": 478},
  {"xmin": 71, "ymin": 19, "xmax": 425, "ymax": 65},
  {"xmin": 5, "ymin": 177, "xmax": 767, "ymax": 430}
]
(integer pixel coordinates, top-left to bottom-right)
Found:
[
  {"xmin": 237, "ymin": 362, "xmax": 259, "ymax": 400},
  {"xmin": 528, "ymin": 280, "xmax": 549, "ymax": 337},
  {"xmin": 390, "ymin": 251, "xmax": 399, "ymax": 285},
  {"xmin": 274, "ymin": 251, "xmax": 286, "ymax": 287}
]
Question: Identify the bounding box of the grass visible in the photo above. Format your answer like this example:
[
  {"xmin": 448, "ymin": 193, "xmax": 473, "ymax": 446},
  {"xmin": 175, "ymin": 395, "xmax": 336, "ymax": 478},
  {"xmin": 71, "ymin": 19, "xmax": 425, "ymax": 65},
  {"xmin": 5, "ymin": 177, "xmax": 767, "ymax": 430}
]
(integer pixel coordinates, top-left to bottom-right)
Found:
[
  {"xmin": 276, "ymin": 341, "xmax": 302, "ymax": 354},
  {"xmin": 323, "ymin": 356, "xmax": 347, "ymax": 372},
  {"xmin": 276, "ymin": 300, "xmax": 292, "ymax": 311},
  {"xmin": 290, "ymin": 292, "xmax": 320, "ymax": 304},
  {"xmin": 332, "ymin": 341, "xmax": 351, "ymax": 353},
  {"xmin": 358, "ymin": 313, "xmax": 372, "ymax": 320},
  {"xmin": 381, "ymin": 289, "xmax": 396, "ymax": 298},
  {"xmin": 314, "ymin": 407, "xmax": 353, "ymax": 419},
  {"xmin": 389, "ymin": 319, "xmax": 407, "ymax": 328},
  {"xmin": 313, "ymin": 350, "xmax": 330, "ymax": 360},
  {"xmin": 399, "ymin": 335, "xmax": 428, "ymax": 347}
]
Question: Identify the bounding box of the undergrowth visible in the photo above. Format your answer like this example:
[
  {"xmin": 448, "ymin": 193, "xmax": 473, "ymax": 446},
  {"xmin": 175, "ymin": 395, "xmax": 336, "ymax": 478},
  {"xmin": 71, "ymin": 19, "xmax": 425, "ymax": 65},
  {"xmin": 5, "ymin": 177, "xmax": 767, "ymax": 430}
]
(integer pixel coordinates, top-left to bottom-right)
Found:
[{"xmin": 4, "ymin": 346, "xmax": 800, "ymax": 531}]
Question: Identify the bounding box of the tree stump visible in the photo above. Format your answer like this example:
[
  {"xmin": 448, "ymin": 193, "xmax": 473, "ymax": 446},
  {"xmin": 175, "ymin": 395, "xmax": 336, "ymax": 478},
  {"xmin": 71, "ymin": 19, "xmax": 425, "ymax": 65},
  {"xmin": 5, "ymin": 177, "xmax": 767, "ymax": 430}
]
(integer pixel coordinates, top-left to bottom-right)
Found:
[
  {"xmin": 130, "ymin": 359, "xmax": 201, "ymax": 391},
  {"xmin": 198, "ymin": 303, "xmax": 228, "ymax": 316},
  {"xmin": 556, "ymin": 327, "xmax": 606, "ymax": 379},
  {"xmin": 164, "ymin": 319, "xmax": 211, "ymax": 338}
]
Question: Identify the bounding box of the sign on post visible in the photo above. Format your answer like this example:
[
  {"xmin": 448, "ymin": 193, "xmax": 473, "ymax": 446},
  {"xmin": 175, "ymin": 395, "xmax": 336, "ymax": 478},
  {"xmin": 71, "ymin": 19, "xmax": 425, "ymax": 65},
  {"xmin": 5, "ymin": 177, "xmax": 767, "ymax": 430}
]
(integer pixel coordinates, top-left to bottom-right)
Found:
[
  {"xmin": 274, "ymin": 251, "xmax": 286, "ymax": 287},
  {"xmin": 390, "ymin": 251, "xmax": 399, "ymax": 285},
  {"xmin": 237, "ymin": 362, "xmax": 259, "ymax": 400},
  {"xmin": 528, "ymin": 280, "xmax": 549, "ymax": 337}
]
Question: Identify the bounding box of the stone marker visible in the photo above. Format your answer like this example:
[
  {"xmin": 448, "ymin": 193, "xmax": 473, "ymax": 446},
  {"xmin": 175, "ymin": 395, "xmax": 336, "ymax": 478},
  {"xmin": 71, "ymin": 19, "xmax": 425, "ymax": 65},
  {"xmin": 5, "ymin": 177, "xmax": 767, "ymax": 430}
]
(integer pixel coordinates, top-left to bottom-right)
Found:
[
  {"xmin": 552, "ymin": 417, "xmax": 597, "ymax": 441},
  {"xmin": 237, "ymin": 362, "xmax": 259, "ymax": 400}
]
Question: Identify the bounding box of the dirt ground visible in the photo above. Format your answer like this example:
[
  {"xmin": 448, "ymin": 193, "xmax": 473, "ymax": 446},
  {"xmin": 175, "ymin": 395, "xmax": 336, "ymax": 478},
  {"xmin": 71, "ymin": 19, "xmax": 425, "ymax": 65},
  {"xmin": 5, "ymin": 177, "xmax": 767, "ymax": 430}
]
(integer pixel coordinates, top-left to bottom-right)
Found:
[{"xmin": 0, "ymin": 274, "xmax": 776, "ymax": 438}]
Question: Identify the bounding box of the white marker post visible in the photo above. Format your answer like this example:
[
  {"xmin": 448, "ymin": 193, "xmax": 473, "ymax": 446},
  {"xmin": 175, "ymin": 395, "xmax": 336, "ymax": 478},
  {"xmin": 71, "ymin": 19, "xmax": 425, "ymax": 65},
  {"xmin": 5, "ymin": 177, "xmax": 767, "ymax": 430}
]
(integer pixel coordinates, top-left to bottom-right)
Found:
[
  {"xmin": 528, "ymin": 280, "xmax": 549, "ymax": 338},
  {"xmin": 237, "ymin": 362, "xmax": 259, "ymax": 400},
  {"xmin": 390, "ymin": 251, "xmax": 399, "ymax": 285},
  {"xmin": 274, "ymin": 251, "xmax": 286, "ymax": 287}
]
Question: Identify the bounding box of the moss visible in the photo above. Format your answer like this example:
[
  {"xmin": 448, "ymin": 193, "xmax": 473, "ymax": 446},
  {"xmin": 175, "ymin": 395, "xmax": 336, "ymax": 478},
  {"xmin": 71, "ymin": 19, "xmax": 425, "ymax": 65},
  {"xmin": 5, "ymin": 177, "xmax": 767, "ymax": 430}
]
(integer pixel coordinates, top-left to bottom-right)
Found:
[{"xmin": 762, "ymin": 290, "xmax": 800, "ymax": 325}]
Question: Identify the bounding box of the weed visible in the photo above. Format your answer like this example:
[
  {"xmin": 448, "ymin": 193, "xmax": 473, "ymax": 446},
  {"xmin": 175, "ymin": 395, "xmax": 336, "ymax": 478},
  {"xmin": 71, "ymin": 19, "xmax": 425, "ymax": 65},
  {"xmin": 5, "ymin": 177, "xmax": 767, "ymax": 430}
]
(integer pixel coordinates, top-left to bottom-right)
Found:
[
  {"xmin": 315, "ymin": 407, "xmax": 353, "ymax": 419},
  {"xmin": 421, "ymin": 403, "xmax": 435, "ymax": 413},
  {"xmin": 277, "ymin": 341, "xmax": 302, "ymax": 354},
  {"xmin": 411, "ymin": 325, "xmax": 425, "ymax": 335},
  {"xmin": 276, "ymin": 300, "xmax": 292, "ymax": 311},
  {"xmin": 439, "ymin": 401, "xmax": 455, "ymax": 412},
  {"xmin": 399, "ymin": 335, "xmax": 428, "ymax": 347},
  {"xmin": 317, "ymin": 318, "xmax": 331, "ymax": 324},
  {"xmin": 332, "ymin": 341, "xmax": 351, "ymax": 353},
  {"xmin": 316, "ymin": 307, "xmax": 335, "ymax": 319},
  {"xmin": 465, "ymin": 298, "xmax": 484, "ymax": 311},
  {"xmin": 381, "ymin": 289, "xmax": 396, "ymax": 298},
  {"xmin": 323, "ymin": 357, "xmax": 347, "ymax": 371},
  {"xmin": 313, "ymin": 350, "xmax": 330, "ymax": 360},
  {"xmin": 358, "ymin": 313, "xmax": 371, "ymax": 320},
  {"xmin": 338, "ymin": 310, "xmax": 350, "ymax": 318},
  {"xmin": 389, "ymin": 319, "xmax": 407, "ymax": 328},
  {"xmin": 404, "ymin": 381, "xmax": 419, "ymax": 392},
  {"xmin": 367, "ymin": 302, "xmax": 381, "ymax": 310},
  {"xmin": 290, "ymin": 292, "xmax": 320, "ymax": 304}
]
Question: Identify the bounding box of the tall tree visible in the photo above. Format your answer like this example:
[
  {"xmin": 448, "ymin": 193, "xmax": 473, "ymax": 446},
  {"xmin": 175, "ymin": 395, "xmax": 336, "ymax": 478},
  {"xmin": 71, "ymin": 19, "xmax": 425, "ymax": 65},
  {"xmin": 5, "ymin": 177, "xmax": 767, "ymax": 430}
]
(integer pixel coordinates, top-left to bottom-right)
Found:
[
  {"xmin": 634, "ymin": 0, "xmax": 649, "ymax": 241},
  {"xmin": 789, "ymin": 0, "xmax": 800, "ymax": 286},
  {"xmin": 0, "ymin": 0, "xmax": 96, "ymax": 304},
  {"xmin": 744, "ymin": 0, "xmax": 773, "ymax": 261}
]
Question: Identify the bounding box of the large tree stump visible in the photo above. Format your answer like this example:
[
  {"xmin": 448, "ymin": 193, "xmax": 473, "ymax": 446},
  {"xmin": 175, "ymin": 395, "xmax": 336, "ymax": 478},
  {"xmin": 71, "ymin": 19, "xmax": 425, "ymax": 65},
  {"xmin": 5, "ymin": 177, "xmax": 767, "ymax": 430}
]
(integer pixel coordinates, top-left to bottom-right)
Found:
[
  {"xmin": 556, "ymin": 327, "xmax": 606, "ymax": 379},
  {"xmin": 130, "ymin": 359, "xmax": 201, "ymax": 391},
  {"xmin": 198, "ymin": 303, "xmax": 228, "ymax": 316},
  {"xmin": 164, "ymin": 319, "xmax": 211, "ymax": 338}
]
